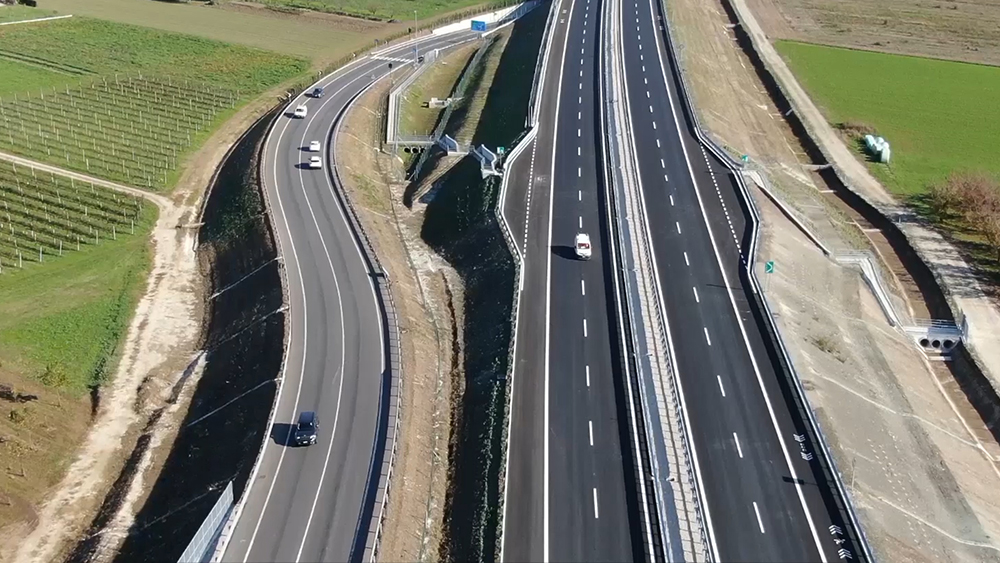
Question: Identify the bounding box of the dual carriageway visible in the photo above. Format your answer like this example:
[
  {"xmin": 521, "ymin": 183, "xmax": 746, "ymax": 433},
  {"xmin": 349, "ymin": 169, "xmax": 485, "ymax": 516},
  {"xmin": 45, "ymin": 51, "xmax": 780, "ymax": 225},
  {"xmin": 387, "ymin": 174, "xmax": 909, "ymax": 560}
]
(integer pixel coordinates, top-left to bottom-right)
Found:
[{"xmin": 217, "ymin": 0, "xmax": 867, "ymax": 561}]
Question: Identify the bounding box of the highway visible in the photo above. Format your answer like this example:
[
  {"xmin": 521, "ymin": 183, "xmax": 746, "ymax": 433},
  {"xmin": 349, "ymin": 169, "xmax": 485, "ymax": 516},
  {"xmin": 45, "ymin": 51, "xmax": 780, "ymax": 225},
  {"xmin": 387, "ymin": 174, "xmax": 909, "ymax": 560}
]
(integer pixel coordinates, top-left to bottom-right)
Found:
[
  {"xmin": 502, "ymin": 0, "xmax": 645, "ymax": 561},
  {"xmin": 220, "ymin": 31, "xmax": 474, "ymax": 563},
  {"xmin": 618, "ymin": 0, "xmax": 853, "ymax": 559}
]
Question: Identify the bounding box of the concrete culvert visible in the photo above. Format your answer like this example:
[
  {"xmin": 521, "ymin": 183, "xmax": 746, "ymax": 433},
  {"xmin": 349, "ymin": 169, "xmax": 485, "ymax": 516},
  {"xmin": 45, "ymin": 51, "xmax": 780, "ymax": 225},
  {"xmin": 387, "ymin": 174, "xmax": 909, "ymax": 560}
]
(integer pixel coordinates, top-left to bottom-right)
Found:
[
  {"xmin": 944, "ymin": 339, "xmax": 955, "ymax": 350},
  {"xmin": 932, "ymin": 339, "xmax": 941, "ymax": 349},
  {"xmin": 920, "ymin": 338, "xmax": 930, "ymax": 348}
]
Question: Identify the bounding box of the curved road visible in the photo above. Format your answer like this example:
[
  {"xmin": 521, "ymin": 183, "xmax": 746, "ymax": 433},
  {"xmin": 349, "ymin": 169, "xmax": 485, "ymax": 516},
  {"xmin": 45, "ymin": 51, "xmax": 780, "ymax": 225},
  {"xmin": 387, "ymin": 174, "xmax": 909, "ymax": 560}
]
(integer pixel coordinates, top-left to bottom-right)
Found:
[{"xmin": 221, "ymin": 30, "xmax": 474, "ymax": 563}]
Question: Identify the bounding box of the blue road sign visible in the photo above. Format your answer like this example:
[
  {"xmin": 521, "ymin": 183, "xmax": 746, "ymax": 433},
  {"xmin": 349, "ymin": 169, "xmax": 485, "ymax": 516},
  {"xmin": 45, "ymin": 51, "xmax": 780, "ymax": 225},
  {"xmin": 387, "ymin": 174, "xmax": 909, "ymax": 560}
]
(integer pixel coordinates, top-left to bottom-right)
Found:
[{"xmin": 471, "ymin": 20, "xmax": 487, "ymax": 32}]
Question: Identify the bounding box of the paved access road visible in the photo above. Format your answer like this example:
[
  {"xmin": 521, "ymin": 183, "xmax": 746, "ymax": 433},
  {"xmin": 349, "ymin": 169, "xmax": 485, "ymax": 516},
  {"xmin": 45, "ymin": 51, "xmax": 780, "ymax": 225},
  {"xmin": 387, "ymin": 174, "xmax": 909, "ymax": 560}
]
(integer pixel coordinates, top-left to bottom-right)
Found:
[
  {"xmin": 619, "ymin": 0, "xmax": 856, "ymax": 560},
  {"xmin": 221, "ymin": 31, "xmax": 475, "ymax": 563},
  {"xmin": 502, "ymin": 0, "xmax": 645, "ymax": 561}
]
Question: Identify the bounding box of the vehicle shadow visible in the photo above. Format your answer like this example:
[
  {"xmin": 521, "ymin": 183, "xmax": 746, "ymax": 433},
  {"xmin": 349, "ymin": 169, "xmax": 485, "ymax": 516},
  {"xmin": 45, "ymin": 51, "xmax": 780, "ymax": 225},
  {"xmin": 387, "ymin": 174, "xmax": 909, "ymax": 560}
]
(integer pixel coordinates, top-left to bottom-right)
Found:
[
  {"xmin": 270, "ymin": 422, "xmax": 295, "ymax": 446},
  {"xmin": 551, "ymin": 245, "xmax": 580, "ymax": 260},
  {"xmin": 294, "ymin": 162, "xmax": 319, "ymax": 170}
]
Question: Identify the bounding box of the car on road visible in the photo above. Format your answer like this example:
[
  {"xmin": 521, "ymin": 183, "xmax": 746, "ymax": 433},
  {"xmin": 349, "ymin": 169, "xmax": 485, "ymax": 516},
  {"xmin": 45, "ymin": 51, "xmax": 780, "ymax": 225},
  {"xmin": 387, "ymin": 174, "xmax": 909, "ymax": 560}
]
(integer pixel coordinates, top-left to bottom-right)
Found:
[
  {"xmin": 309, "ymin": 140, "xmax": 321, "ymax": 152},
  {"xmin": 575, "ymin": 233, "xmax": 592, "ymax": 260},
  {"xmin": 293, "ymin": 104, "xmax": 308, "ymax": 118},
  {"xmin": 310, "ymin": 86, "xmax": 324, "ymax": 99},
  {"xmin": 293, "ymin": 411, "xmax": 318, "ymax": 446},
  {"xmin": 308, "ymin": 156, "xmax": 323, "ymax": 169}
]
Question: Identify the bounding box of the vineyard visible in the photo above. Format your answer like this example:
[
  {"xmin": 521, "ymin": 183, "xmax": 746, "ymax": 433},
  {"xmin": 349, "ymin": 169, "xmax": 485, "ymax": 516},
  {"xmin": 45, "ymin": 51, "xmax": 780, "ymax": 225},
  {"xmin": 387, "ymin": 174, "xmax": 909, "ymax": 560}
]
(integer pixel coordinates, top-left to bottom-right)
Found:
[
  {"xmin": 0, "ymin": 75, "xmax": 238, "ymax": 190},
  {"xmin": 0, "ymin": 160, "xmax": 147, "ymax": 273}
]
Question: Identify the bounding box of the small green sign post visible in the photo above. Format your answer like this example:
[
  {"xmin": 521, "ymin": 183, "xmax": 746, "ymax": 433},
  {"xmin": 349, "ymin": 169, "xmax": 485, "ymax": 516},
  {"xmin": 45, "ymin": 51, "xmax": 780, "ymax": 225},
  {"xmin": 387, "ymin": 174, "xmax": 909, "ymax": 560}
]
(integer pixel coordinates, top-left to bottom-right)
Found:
[
  {"xmin": 765, "ymin": 260, "xmax": 775, "ymax": 274},
  {"xmin": 497, "ymin": 146, "xmax": 506, "ymax": 155}
]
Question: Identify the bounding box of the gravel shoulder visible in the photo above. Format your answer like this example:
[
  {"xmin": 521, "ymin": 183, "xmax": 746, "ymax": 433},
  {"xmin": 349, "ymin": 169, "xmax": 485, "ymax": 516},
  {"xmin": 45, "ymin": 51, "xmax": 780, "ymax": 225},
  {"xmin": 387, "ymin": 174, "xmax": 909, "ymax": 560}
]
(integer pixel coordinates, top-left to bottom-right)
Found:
[{"xmin": 666, "ymin": 0, "xmax": 1000, "ymax": 559}]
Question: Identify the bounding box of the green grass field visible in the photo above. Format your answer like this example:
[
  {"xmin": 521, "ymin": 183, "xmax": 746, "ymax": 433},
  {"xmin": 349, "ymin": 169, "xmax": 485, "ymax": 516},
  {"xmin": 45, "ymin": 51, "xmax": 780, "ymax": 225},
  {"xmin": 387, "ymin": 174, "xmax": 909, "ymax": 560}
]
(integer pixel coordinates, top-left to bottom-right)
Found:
[
  {"xmin": 775, "ymin": 40, "xmax": 1000, "ymax": 198},
  {"xmin": 0, "ymin": 5, "xmax": 57, "ymax": 24},
  {"xmin": 259, "ymin": 0, "xmax": 496, "ymax": 21}
]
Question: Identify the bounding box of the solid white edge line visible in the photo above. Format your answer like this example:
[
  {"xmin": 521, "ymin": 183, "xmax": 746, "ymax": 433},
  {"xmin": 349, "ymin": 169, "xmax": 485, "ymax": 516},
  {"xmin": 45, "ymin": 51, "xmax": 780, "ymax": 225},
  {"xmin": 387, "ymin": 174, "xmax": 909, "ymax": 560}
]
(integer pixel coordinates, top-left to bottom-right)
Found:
[{"xmin": 645, "ymin": 0, "xmax": 827, "ymax": 556}]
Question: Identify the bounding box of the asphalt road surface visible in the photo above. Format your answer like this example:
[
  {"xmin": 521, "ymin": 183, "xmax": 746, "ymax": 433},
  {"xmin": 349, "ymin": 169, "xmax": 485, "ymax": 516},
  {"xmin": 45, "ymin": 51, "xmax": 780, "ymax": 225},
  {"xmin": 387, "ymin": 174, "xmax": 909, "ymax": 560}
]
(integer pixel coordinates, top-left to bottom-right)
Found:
[
  {"xmin": 221, "ymin": 31, "xmax": 475, "ymax": 563},
  {"xmin": 619, "ymin": 0, "xmax": 851, "ymax": 559},
  {"xmin": 502, "ymin": 0, "xmax": 642, "ymax": 560}
]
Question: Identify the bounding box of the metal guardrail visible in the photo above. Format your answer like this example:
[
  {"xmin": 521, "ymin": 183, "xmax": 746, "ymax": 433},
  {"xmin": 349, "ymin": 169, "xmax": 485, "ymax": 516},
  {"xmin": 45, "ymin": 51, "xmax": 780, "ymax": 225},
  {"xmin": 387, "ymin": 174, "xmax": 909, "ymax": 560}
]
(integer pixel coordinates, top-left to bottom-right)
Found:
[
  {"xmin": 602, "ymin": 0, "xmax": 710, "ymax": 558},
  {"xmin": 179, "ymin": 482, "xmax": 233, "ymax": 563}
]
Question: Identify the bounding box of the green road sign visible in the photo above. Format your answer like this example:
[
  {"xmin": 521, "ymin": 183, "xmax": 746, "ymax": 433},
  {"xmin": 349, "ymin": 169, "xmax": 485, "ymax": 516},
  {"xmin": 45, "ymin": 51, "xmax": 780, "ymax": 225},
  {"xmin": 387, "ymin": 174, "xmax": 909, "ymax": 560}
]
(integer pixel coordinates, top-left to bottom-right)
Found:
[
  {"xmin": 765, "ymin": 260, "xmax": 775, "ymax": 274},
  {"xmin": 497, "ymin": 146, "xmax": 506, "ymax": 155},
  {"xmin": 741, "ymin": 154, "xmax": 750, "ymax": 162}
]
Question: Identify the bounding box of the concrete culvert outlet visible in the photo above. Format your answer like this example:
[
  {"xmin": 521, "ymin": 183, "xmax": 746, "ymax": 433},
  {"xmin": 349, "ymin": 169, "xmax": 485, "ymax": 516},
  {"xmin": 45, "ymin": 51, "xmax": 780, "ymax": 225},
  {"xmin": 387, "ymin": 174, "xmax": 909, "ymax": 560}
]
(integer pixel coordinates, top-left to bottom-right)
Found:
[
  {"xmin": 944, "ymin": 339, "xmax": 955, "ymax": 350},
  {"xmin": 932, "ymin": 339, "xmax": 941, "ymax": 349},
  {"xmin": 920, "ymin": 338, "xmax": 930, "ymax": 347}
]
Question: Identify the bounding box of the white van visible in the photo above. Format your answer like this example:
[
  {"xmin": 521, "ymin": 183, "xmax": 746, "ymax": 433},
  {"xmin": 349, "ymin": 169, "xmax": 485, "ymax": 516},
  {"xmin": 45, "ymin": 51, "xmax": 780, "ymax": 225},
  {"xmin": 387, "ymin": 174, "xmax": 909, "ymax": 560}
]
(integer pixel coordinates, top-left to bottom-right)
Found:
[
  {"xmin": 293, "ymin": 105, "xmax": 308, "ymax": 118},
  {"xmin": 574, "ymin": 233, "xmax": 592, "ymax": 260}
]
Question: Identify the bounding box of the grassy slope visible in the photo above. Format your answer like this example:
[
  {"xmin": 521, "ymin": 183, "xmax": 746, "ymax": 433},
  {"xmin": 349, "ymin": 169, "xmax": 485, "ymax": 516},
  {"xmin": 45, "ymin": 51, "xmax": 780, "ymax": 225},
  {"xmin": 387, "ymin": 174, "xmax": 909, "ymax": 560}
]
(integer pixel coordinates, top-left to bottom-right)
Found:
[
  {"xmin": 775, "ymin": 40, "xmax": 1000, "ymax": 197},
  {"xmin": 401, "ymin": 43, "xmax": 478, "ymax": 136},
  {"xmin": 262, "ymin": 0, "xmax": 494, "ymax": 21},
  {"xmin": 40, "ymin": 0, "xmax": 374, "ymax": 63},
  {"xmin": 0, "ymin": 5, "xmax": 57, "ymax": 23}
]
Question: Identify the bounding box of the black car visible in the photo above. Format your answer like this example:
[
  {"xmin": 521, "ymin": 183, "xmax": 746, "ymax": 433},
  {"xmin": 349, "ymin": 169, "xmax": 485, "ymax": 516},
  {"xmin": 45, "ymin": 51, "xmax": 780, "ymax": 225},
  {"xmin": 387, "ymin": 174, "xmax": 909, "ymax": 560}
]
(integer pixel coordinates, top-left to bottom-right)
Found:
[
  {"xmin": 293, "ymin": 411, "xmax": 318, "ymax": 446},
  {"xmin": 310, "ymin": 87, "xmax": 324, "ymax": 99}
]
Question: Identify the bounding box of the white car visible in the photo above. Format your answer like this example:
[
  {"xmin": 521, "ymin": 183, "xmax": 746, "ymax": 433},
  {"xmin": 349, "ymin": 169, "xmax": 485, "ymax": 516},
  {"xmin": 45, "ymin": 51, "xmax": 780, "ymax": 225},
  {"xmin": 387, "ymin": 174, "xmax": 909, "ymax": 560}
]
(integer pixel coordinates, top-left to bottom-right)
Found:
[
  {"xmin": 293, "ymin": 104, "xmax": 308, "ymax": 118},
  {"xmin": 308, "ymin": 156, "xmax": 323, "ymax": 169},
  {"xmin": 574, "ymin": 233, "xmax": 592, "ymax": 260},
  {"xmin": 309, "ymin": 140, "xmax": 321, "ymax": 152}
]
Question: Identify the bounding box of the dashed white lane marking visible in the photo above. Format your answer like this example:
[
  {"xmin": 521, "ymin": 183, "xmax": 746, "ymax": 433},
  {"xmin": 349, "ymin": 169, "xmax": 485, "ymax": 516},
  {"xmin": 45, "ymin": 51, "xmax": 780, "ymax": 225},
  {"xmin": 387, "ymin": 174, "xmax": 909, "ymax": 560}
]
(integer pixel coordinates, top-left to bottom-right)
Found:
[
  {"xmin": 646, "ymin": 91, "xmax": 650, "ymax": 99},
  {"xmin": 581, "ymin": 279, "xmax": 586, "ymax": 295},
  {"xmin": 649, "ymin": 105, "xmax": 653, "ymax": 113},
  {"xmin": 717, "ymin": 375, "xmax": 726, "ymax": 397},
  {"xmin": 655, "ymin": 139, "xmax": 660, "ymax": 148},
  {"xmin": 699, "ymin": 145, "xmax": 742, "ymax": 254},
  {"xmin": 675, "ymin": 221, "xmax": 681, "ymax": 234},
  {"xmin": 664, "ymin": 173, "xmax": 669, "ymax": 182},
  {"xmin": 580, "ymin": 70, "xmax": 583, "ymax": 77},
  {"xmin": 520, "ymin": 138, "xmax": 539, "ymax": 255},
  {"xmin": 577, "ymin": 128, "xmax": 581, "ymax": 137},
  {"xmin": 669, "ymin": 195, "xmax": 674, "ymax": 206},
  {"xmin": 684, "ymin": 251, "xmax": 690, "ymax": 266},
  {"xmin": 589, "ymin": 420, "xmax": 594, "ymax": 446},
  {"xmin": 640, "ymin": 54, "xmax": 644, "ymax": 61},
  {"xmin": 578, "ymin": 190, "xmax": 582, "ymax": 201},
  {"xmin": 642, "ymin": 65, "xmax": 645, "ymax": 72},
  {"xmin": 660, "ymin": 158, "xmax": 665, "ymax": 168},
  {"xmin": 581, "ymin": 48, "xmax": 585, "ymax": 55},
  {"xmin": 733, "ymin": 432, "xmax": 744, "ymax": 458},
  {"xmin": 704, "ymin": 327, "xmax": 712, "ymax": 346},
  {"xmin": 593, "ymin": 488, "xmax": 600, "ymax": 519},
  {"xmin": 583, "ymin": 319, "xmax": 588, "ymax": 338},
  {"xmin": 693, "ymin": 286, "xmax": 700, "ymax": 303},
  {"xmin": 578, "ymin": 146, "xmax": 581, "ymax": 156},
  {"xmin": 579, "ymin": 82, "xmax": 582, "ymax": 90},
  {"xmin": 579, "ymin": 216, "xmax": 582, "ymax": 228},
  {"xmin": 585, "ymin": 365, "xmax": 590, "ymax": 387},
  {"xmin": 580, "ymin": 58, "xmax": 584, "ymax": 65},
  {"xmin": 652, "ymin": 121, "xmax": 657, "ymax": 130},
  {"xmin": 578, "ymin": 167, "xmax": 582, "ymax": 177},
  {"xmin": 644, "ymin": 77, "xmax": 648, "ymax": 85},
  {"xmin": 639, "ymin": 43, "xmax": 642, "ymax": 51},
  {"xmin": 753, "ymin": 502, "xmax": 765, "ymax": 533},
  {"xmin": 578, "ymin": 96, "xmax": 582, "ymax": 104},
  {"xmin": 578, "ymin": 111, "xmax": 581, "ymax": 120}
]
